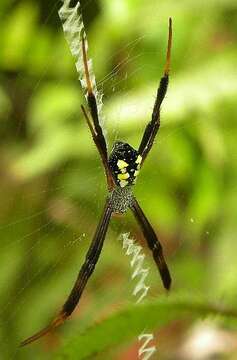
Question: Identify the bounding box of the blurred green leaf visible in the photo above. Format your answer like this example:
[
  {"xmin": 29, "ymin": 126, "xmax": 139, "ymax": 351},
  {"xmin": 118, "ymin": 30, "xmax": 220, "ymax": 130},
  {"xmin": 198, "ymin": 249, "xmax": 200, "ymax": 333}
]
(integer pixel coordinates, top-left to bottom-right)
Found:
[{"xmin": 56, "ymin": 294, "xmax": 237, "ymax": 360}]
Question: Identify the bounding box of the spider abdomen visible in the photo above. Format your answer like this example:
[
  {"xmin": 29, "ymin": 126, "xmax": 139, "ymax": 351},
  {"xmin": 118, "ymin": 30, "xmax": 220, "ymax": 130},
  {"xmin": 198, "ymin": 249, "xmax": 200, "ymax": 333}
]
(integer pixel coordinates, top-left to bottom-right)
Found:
[
  {"xmin": 108, "ymin": 141, "xmax": 142, "ymax": 188},
  {"xmin": 109, "ymin": 186, "xmax": 134, "ymax": 214}
]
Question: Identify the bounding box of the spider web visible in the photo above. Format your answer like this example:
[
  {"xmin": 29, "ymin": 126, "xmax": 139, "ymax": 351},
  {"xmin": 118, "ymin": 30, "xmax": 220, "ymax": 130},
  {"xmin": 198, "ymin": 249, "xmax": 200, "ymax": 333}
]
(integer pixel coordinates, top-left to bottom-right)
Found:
[{"xmin": 0, "ymin": 0, "xmax": 224, "ymax": 359}]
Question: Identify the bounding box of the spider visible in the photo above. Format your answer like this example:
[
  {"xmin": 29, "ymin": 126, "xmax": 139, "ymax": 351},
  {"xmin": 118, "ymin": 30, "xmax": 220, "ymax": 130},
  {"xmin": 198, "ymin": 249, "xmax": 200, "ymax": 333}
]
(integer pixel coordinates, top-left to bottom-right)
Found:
[{"xmin": 20, "ymin": 18, "xmax": 172, "ymax": 347}]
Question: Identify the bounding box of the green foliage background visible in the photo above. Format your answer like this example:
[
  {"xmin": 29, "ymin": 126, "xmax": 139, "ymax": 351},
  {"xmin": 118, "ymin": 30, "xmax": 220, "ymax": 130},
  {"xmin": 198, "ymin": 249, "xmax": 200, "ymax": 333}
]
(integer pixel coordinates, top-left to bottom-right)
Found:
[{"xmin": 0, "ymin": 0, "xmax": 237, "ymax": 359}]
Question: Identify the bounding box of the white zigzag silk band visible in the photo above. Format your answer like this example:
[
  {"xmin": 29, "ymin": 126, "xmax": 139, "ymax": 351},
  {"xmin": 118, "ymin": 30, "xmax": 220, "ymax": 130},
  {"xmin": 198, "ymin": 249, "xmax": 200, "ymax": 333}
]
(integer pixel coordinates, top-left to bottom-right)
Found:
[
  {"xmin": 121, "ymin": 233, "xmax": 156, "ymax": 359},
  {"xmin": 58, "ymin": 0, "xmax": 105, "ymax": 128}
]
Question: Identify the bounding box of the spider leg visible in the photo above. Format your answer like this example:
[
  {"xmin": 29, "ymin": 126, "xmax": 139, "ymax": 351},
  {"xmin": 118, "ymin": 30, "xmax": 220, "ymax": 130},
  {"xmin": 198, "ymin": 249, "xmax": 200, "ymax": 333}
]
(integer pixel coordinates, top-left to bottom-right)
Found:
[
  {"xmin": 81, "ymin": 35, "xmax": 115, "ymax": 191},
  {"xmin": 138, "ymin": 18, "xmax": 172, "ymax": 164},
  {"xmin": 20, "ymin": 198, "xmax": 113, "ymax": 347},
  {"xmin": 81, "ymin": 105, "xmax": 114, "ymax": 191},
  {"xmin": 131, "ymin": 198, "xmax": 171, "ymax": 290}
]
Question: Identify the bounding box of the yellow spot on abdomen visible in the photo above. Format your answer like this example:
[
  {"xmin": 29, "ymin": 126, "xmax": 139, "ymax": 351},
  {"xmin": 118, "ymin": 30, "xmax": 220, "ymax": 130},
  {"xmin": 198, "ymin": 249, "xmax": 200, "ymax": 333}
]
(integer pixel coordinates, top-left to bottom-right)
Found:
[
  {"xmin": 135, "ymin": 155, "xmax": 142, "ymax": 164},
  {"xmin": 120, "ymin": 180, "xmax": 128, "ymax": 187},
  {"xmin": 117, "ymin": 159, "xmax": 128, "ymax": 169},
  {"xmin": 118, "ymin": 172, "xmax": 130, "ymax": 180}
]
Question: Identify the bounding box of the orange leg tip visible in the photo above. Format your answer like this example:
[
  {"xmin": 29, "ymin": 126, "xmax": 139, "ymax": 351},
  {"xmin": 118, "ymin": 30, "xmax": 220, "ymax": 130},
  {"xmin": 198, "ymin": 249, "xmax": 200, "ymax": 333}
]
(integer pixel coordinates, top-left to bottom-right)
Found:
[
  {"xmin": 164, "ymin": 17, "xmax": 172, "ymax": 76},
  {"xmin": 81, "ymin": 33, "xmax": 93, "ymax": 95},
  {"xmin": 19, "ymin": 311, "xmax": 67, "ymax": 347}
]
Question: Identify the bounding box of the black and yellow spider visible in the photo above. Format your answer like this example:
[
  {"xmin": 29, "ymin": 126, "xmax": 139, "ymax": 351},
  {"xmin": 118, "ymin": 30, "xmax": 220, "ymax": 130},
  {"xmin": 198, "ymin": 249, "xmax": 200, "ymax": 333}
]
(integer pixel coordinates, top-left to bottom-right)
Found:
[{"xmin": 21, "ymin": 18, "xmax": 172, "ymax": 346}]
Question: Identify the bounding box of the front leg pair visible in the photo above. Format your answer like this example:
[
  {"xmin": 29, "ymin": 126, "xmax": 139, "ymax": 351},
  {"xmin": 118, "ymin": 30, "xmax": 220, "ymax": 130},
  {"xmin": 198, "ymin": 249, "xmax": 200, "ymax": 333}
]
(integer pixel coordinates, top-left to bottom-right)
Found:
[{"xmin": 81, "ymin": 18, "xmax": 172, "ymax": 186}]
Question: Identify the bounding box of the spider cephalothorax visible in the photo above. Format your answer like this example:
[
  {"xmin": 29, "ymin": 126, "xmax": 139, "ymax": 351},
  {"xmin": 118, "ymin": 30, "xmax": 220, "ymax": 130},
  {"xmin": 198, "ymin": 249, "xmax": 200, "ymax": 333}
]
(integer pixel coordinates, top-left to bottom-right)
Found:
[
  {"xmin": 20, "ymin": 7, "xmax": 172, "ymax": 346},
  {"xmin": 108, "ymin": 141, "xmax": 142, "ymax": 187}
]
